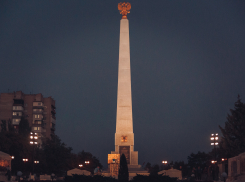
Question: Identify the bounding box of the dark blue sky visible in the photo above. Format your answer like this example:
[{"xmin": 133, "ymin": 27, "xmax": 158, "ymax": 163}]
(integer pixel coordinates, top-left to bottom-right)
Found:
[{"xmin": 1, "ymin": 0, "xmax": 245, "ymax": 167}]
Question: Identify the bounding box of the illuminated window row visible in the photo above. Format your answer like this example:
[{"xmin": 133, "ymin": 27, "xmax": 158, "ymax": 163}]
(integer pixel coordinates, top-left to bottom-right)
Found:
[
  {"xmin": 13, "ymin": 112, "xmax": 22, "ymax": 116},
  {"xmin": 13, "ymin": 106, "xmax": 23, "ymax": 110}
]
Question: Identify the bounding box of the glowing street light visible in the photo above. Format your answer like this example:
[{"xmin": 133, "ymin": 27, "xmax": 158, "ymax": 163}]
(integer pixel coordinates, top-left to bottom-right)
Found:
[
  {"xmin": 23, "ymin": 159, "xmax": 28, "ymax": 162},
  {"xmin": 211, "ymin": 160, "xmax": 217, "ymax": 164},
  {"xmin": 85, "ymin": 161, "xmax": 90, "ymax": 164},
  {"xmin": 30, "ymin": 133, "xmax": 38, "ymax": 145},
  {"xmin": 162, "ymin": 161, "xmax": 168, "ymax": 164},
  {"xmin": 210, "ymin": 133, "xmax": 218, "ymax": 161},
  {"xmin": 11, "ymin": 156, "xmax": 14, "ymax": 159},
  {"xmin": 210, "ymin": 133, "xmax": 219, "ymax": 145},
  {"xmin": 30, "ymin": 132, "xmax": 38, "ymax": 174},
  {"xmin": 79, "ymin": 164, "xmax": 83, "ymax": 167},
  {"xmin": 34, "ymin": 161, "xmax": 39, "ymax": 164}
]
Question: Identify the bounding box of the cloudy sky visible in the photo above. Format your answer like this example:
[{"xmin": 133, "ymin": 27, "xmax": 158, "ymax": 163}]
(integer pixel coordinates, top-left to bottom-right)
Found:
[{"xmin": 1, "ymin": 0, "xmax": 245, "ymax": 167}]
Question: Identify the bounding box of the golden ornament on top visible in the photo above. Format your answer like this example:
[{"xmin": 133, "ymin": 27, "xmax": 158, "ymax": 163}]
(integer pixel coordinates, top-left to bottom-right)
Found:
[{"xmin": 118, "ymin": 2, "xmax": 131, "ymax": 19}]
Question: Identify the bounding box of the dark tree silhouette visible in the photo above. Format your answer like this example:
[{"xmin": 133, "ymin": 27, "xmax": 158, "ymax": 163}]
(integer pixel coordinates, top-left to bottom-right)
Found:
[
  {"xmin": 219, "ymin": 95, "xmax": 245, "ymax": 157},
  {"xmin": 18, "ymin": 117, "xmax": 31, "ymax": 137},
  {"xmin": 187, "ymin": 151, "xmax": 211, "ymax": 169},
  {"xmin": 118, "ymin": 154, "xmax": 129, "ymax": 182}
]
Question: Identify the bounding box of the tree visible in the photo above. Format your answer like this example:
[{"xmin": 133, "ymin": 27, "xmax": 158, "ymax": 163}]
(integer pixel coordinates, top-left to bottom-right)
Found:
[
  {"xmin": 40, "ymin": 135, "xmax": 73, "ymax": 175},
  {"xmin": 187, "ymin": 151, "xmax": 211, "ymax": 169},
  {"xmin": 219, "ymin": 95, "xmax": 245, "ymax": 157},
  {"xmin": 118, "ymin": 154, "xmax": 129, "ymax": 182},
  {"xmin": 76, "ymin": 150, "xmax": 103, "ymax": 173},
  {"xmin": 149, "ymin": 164, "xmax": 159, "ymax": 176},
  {"xmin": 18, "ymin": 117, "xmax": 31, "ymax": 137},
  {"xmin": 0, "ymin": 130, "xmax": 32, "ymax": 173},
  {"xmin": 144, "ymin": 162, "xmax": 151, "ymax": 171}
]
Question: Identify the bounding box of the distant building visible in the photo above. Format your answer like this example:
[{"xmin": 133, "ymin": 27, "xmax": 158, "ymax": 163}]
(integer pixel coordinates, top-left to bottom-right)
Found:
[{"xmin": 0, "ymin": 91, "xmax": 56, "ymax": 143}]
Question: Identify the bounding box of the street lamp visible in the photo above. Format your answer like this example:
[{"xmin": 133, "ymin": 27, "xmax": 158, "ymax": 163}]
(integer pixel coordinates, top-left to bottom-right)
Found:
[
  {"xmin": 34, "ymin": 161, "xmax": 39, "ymax": 164},
  {"xmin": 23, "ymin": 159, "xmax": 28, "ymax": 174},
  {"xmin": 222, "ymin": 158, "xmax": 227, "ymax": 162},
  {"xmin": 79, "ymin": 164, "xmax": 83, "ymax": 167},
  {"xmin": 210, "ymin": 133, "xmax": 218, "ymax": 161},
  {"xmin": 85, "ymin": 161, "xmax": 90, "ymax": 164},
  {"xmin": 162, "ymin": 161, "xmax": 168, "ymax": 164},
  {"xmin": 30, "ymin": 132, "xmax": 38, "ymax": 174}
]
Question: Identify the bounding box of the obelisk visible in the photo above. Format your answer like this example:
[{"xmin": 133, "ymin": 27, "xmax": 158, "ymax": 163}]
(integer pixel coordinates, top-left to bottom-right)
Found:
[{"xmin": 111, "ymin": 2, "xmax": 138, "ymax": 167}]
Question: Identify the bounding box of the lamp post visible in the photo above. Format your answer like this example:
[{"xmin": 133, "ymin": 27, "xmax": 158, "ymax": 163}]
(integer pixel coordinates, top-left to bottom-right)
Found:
[
  {"xmin": 84, "ymin": 161, "xmax": 90, "ymax": 171},
  {"xmin": 30, "ymin": 132, "xmax": 38, "ymax": 174},
  {"xmin": 210, "ymin": 133, "xmax": 219, "ymax": 181},
  {"xmin": 161, "ymin": 161, "xmax": 168, "ymax": 171},
  {"xmin": 210, "ymin": 133, "xmax": 218, "ymax": 161},
  {"xmin": 11, "ymin": 156, "xmax": 14, "ymax": 173},
  {"xmin": 23, "ymin": 159, "xmax": 28, "ymax": 174}
]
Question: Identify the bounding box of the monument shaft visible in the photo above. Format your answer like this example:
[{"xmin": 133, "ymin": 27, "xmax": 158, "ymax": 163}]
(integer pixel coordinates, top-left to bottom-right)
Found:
[{"xmin": 112, "ymin": 18, "xmax": 138, "ymax": 166}]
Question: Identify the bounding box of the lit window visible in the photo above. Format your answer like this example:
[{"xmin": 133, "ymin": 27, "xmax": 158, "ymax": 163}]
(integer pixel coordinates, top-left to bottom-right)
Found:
[
  {"xmin": 12, "ymin": 119, "xmax": 21, "ymax": 124},
  {"xmin": 13, "ymin": 106, "xmax": 23, "ymax": 110}
]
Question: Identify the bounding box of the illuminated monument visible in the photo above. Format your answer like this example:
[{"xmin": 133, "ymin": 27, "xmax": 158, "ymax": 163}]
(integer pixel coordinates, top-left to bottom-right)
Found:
[{"xmin": 110, "ymin": 2, "xmax": 139, "ymax": 168}]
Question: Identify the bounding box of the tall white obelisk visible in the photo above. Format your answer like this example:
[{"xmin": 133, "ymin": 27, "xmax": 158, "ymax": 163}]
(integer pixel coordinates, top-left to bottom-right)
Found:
[{"xmin": 111, "ymin": 2, "xmax": 138, "ymax": 167}]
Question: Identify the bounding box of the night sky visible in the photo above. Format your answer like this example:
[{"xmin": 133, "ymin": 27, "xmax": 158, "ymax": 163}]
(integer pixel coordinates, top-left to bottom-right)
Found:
[{"xmin": 1, "ymin": 0, "xmax": 245, "ymax": 168}]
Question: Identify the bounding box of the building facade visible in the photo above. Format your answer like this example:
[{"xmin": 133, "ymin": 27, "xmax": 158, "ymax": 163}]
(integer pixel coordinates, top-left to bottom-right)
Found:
[{"xmin": 0, "ymin": 91, "xmax": 56, "ymax": 143}]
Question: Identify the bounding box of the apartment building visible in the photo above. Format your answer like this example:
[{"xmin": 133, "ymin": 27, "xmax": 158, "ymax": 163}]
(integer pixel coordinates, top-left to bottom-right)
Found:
[{"xmin": 0, "ymin": 91, "xmax": 56, "ymax": 143}]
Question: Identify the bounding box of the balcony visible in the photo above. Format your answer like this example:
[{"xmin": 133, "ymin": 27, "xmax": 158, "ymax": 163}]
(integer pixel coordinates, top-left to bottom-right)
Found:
[
  {"xmin": 13, "ymin": 106, "xmax": 24, "ymax": 111},
  {"xmin": 33, "ymin": 114, "xmax": 43, "ymax": 120},
  {"xmin": 32, "ymin": 126, "xmax": 42, "ymax": 132},
  {"xmin": 33, "ymin": 108, "xmax": 43, "ymax": 114},
  {"xmin": 12, "ymin": 118, "xmax": 21, "ymax": 125},
  {"xmin": 33, "ymin": 102, "xmax": 44, "ymax": 109},
  {"xmin": 12, "ymin": 111, "xmax": 23, "ymax": 117},
  {"xmin": 13, "ymin": 99, "xmax": 24, "ymax": 105}
]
